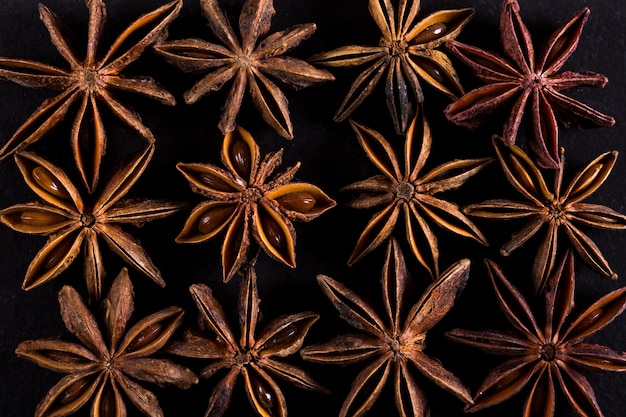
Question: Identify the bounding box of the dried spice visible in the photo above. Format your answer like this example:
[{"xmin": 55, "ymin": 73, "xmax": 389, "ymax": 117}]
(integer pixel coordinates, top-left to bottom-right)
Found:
[
  {"xmin": 310, "ymin": 0, "xmax": 474, "ymax": 134},
  {"xmin": 301, "ymin": 239, "xmax": 472, "ymax": 417},
  {"xmin": 0, "ymin": 0, "xmax": 182, "ymax": 192},
  {"xmin": 464, "ymin": 137, "xmax": 626, "ymax": 294},
  {"xmin": 15, "ymin": 268, "xmax": 198, "ymax": 417},
  {"xmin": 445, "ymin": 0, "xmax": 615, "ymax": 169},
  {"xmin": 343, "ymin": 112, "xmax": 489, "ymax": 277},
  {"xmin": 176, "ymin": 125, "xmax": 336, "ymax": 282},
  {"xmin": 154, "ymin": 0, "xmax": 334, "ymax": 139},
  {"xmin": 167, "ymin": 265, "xmax": 324, "ymax": 417},
  {"xmin": 447, "ymin": 251, "xmax": 626, "ymax": 417},
  {"xmin": 0, "ymin": 145, "xmax": 184, "ymax": 302}
]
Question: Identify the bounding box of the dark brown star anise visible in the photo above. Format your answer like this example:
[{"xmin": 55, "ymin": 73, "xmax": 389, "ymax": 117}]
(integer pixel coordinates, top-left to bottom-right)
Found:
[
  {"xmin": 343, "ymin": 112, "xmax": 489, "ymax": 277},
  {"xmin": 445, "ymin": 0, "xmax": 615, "ymax": 169},
  {"xmin": 0, "ymin": 145, "xmax": 184, "ymax": 302},
  {"xmin": 310, "ymin": 0, "xmax": 474, "ymax": 134},
  {"xmin": 154, "ymin": 0, "xmax": 334, "ymax": 139},
  {"xmin": 0, "ymin": 0, "xmax": 182, "ymax": 192},
  {"xmin": 176, "ymin": 125, "xmax": 336, "ymax": 282},
  {"xmin": 447, "ymin": 251, "xmax": 626, "ymax": 417},
  {"xmin": 301, "ymin": 239, "xmax": 472, "ymax": 417},
  {"xmin": 15, "ymin": 268, "xmax": 198, "ymax": 417},
  {"xmin": 464, "ymin": 137, "xmax": 626, "ymax": 294},
  {"xmin": 167, "ymin": 265, "xmax": 324, "ymax": 417}
]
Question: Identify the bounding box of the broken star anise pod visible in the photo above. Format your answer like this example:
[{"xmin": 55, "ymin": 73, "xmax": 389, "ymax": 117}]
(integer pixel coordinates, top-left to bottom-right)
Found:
[
  {"xmin": 447, "ymin": 251, "xmax": 626, "ymax": 417},
  {"xmin": 310, "ymin": 0, "xmax": 474, "ymax": 135},
  {"xmin": 0, "ymin": 0, "xmax": 182, "ymax": 192},
  {"xmin": 301, "ymin": 239, "xmax": 473, "ymax": 417},
  {"xmin": 464, "ymin": 137, "xmax": 626, "ymax": 294},
  {"xmin": 154, "ymin": 0, "xmax": 334, "ymax": 139},
  {"xmin": 0, "ymin": 145, "xmax": 184, "ymax": 302},
  {"xmin": 343, "ymin": 111, "xmax": 489, "ymax": 277},
  {"xmin": 176, "ymin": 125, "xmax": 336, "ymax": 282},
  {"xmin": 445, "ymin": 0, "xmax": 615, "ymax": 169},
  {"xmin": 167, "ymin": 265, "xmax": 324, "ymax": 417},
  {"xmin": 15, "ymin": 268, "xmax": 198, "ymax": 417}
]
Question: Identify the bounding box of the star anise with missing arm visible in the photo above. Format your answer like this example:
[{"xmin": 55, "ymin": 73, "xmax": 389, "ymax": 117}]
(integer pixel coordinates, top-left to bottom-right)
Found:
[
  {"xmin": 445, "ymin": 0, "xmax": 615, "ymax": 169},
  {"xmin": 301, "ymin": 239, "xmax": 472, "ymax": 417},
  {"xmin": 176, "ymin": 125, "xmax": 336, "ymax": 282},
  {"xmin": 447, "ymin": 251, "xmax": 626, "ymax": 417},
  {"xmin": 310, "ymin": 0, "xmax": 474, "ymax": 135},
  {"xmin": 464, "ymin": 137, "xmax": 626, "ymax": 294},
  {"xmin": 0, "ymin": 0, "xmax": 182, "ymax": 192},
  {"xmin": 343, "ymin": 112, "xmax": 489, "ymax": 277},
  {"xmin": 0, "ymin": 145, "xmax": 184, "ymax": 302},
  {"xmin": 15, "ymin": 268, "xmax": 198, "ymax": 417},
  {"xmin": 167, "ymin": 265, "xmax": 324, "ymax": 417},
  {"xmin": 154, "ymin": 0, "xmax": 334, "ymax": 139}
]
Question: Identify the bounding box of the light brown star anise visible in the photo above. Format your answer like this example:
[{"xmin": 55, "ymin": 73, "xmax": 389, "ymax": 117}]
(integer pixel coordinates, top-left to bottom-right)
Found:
[
  {"xmin": 176, "ymin": 125, "xmax": 336, "ymax": 282},
  {"xmin": 464, "ymin": 137, "xmax": 626, "ymax": 294},
  {"xmin": 343, "ymin": 112, "xmax": 489, "ymax": 277},
  {"xmin": 154, "ymin": 0, "xmax": 334, "ymax": 139},
  {"xmin": 15, "ymin": 268, "xmax": 198, "ymax": 417},
  {"xmin": 445, "ymin": 0, "xmax": 615, "ymax": 169},
  {"xmin": 447, "ymin": 251, "xmax": 626, "ymax": 417},
  {"xmin": 310, "ymin": 0, "xmax": 474, "ymax": 135},
  {"xmin": 301, "ymin": 239, "xmax": 472, "ymax": 417},
  {"xmin": 0, "ymin": 145, "xmax": 184, "ymax": 302},
  {"xmin": 167, "ymin": 265, "xmax": 324, "ymax": 417},
  {"xmin": 0, "ymin": 0, "xmax": 182, "ymax": 192}
]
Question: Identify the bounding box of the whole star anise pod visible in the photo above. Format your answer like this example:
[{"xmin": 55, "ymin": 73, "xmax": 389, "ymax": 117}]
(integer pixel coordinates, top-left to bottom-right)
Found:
[
  {"xmin": 310, "ymin": 0, "xmax": 474, "ymax": 134},
  {"xmin": 343, "ymin": 112, "xmax": 489, "ymax": 277},
  {"xmin": 447, "ymin": 251, "xmax": 626, "ymax": 417},
  {"xmin": 154, "ymin": 0, "xmax": 334, "ymax": 139},
  {"xmin": 464, "ymin": 137, "xmax": 626, "ymax": 294},
  {"xmin": 15, "ymin": 268, "xmax": 198, "ymax": 417},
  {"xmin": 0, "ymin": 145, "xmax": 184, "ymax": 302},
  {"xmin": 167, "ymin": 265, "xmax": 324, "ymax": 417},
  {"xmin": 0, "ymin": 0, "xmax": 182, "ymax": 192},
  {"xmin": 301, "ymin": 239, "xmax": 473, "ymax": 417},
  {"xmin": 445, "ymin": 0, "xmax": 615, "ymax": 169},
  {"xmin": 176, "ymin": 125, "xmax": 336, "ymax": 282}
]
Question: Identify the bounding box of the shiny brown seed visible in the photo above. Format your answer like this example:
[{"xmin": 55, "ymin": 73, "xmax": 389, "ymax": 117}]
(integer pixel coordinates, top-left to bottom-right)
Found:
[
  {"xmin": 32, "ymin": 166, "xmax": 71, "ymax": 200},
  {"xmin": 198, "ymin": 206, "xmax": 234, "ymax": 234},
  {"xmin": 126, "ymin": 322, "xmax": 163, "ymax": 352},
  {"xmin": 43, "ymin": 239, "xmax": 73, "ymax": 271},
  {"xmin": 573, "ymin": 308, "xmax": 603, "ymax": 334},
  {"xmin": 261, "ymin": 214, "xmax": 286, "ymax": 250},
  {"xmin": 265, "ymin": 324, "xmax": 297, "ymax": 350},
  {"xmin": 199, "ymin": 173, "xmax": 235, "ymax": 192},
  {"xmin": 19, "ymin": 210, "xmax": 65, "ymax": 226},
  {"xmin": 251, "ymin": 374, "xmax": 276, "ymax": 413},
  {"xmin": 99, "ymin": 385, "xmax": 115, "ymax": 417},
  {"xmin": 413, "ymin": 23, "xmax": 448, "ymax": 44},
  {"xmin": 276, "ymin": 192, "xmax": 316, "ymax": 212},
  {"xmin": 231, "ymin": 140, "xmax": 252, "ymax": 180},
  {"xmin": 58, "ymin": 377, "xmax": 90, "ymax": 405},
  {"xmin": 413, "ymin": 57, "xmax": 446, "ymax": 84}
]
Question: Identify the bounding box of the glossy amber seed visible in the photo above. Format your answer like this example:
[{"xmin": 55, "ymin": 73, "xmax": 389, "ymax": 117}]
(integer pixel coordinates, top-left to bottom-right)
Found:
[
  {"xmin": 58, "ymin": 377, "xmax": 90, "ymax": 405},
  {"xmin": 261, "ymin": 214, "xmax": 286, "ymax": 250},
  {"xmin": 198, "ymin": 206, "xmax": 234, "ymax": 234},
  {"xmin": 414, "ymin": 58, "xmax": 446, "ymax": 84},
  {"xmin": 251, "ymin": 374, "xmax": 275, "ymax": 412},
  {"xmin": 413, "ymin": 22, "xmax": 447, "ymax": 43},
  {"xmin": 20, "ymin": 210, "xmax": 66, "ymax": 226},
  {"xmin": 199, "ymin": 172, "xmax": 234, "ymax": 192},
  {"xmin": 266, "ymin": 324, "xmax": 297, "ymax": 350},
  {"xmin": 32, "ymin": 166, "xmax": 71, "ymax": 200},
  {"xmin": 231, "ymin": 140, "xmax": 252, "ymax": 180},
  {"xmin": 276, "ymin": 192, "xmax": 316, "ymax": 212},
  {"xmin": 127, "ymin": 322, "xmax": 163, "ymax": 352},
  {"xmin": 42, "ymin": 239, "xmax": 73, "ymax": 271}
]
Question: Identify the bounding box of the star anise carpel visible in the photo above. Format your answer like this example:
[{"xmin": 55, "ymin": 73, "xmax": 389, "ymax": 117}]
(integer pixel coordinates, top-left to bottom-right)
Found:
[
  {"xmin": 15, "ymin": 268, "xmax": 198, "ymax": 417},
  {"xmin": 310, "ymin": 0, "xmax": 474, "ymax": 135},
  {"xmin": 154, "ymin": 0, "xmax": 334, "ymax": 139},
  {"xmin": 445, "ymin": 0, "xmax": 615, "ymax": 169},
  {"xmin": 447, "ymin": 251, "xmax": 626, "ymax": 417}
]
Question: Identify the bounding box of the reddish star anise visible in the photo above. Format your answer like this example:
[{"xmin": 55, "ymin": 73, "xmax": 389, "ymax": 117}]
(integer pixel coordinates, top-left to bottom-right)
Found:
[
  {"xmin": 176, "ymin": 125, "xmax": 336, "ymax": 282},
  {"xmin": 15, "ymin": 268, "xmax": 198, "ymax": 417},
  {"xmin": 447, "ymin": 251, "xmax": 626, "ymax": 417},
  {"xmin": 0, "ymin": 145, "xmax": 184, "ymax": 302},
  {"xmin": 445, "ymin": 0, "xmax": 615, "ymax": 169},
  {"xmin": 310, "ymin": 0, "xmax": 474, "ymax": 134},
  {"xmin": 154, "ymin": 0, "xmax": 334, "ymax": 139},
  {"xmin": 343, "ymin": 112, "xmax": 489, "ymax": 277},
  {"xmin": 167, "ymin": 266, "xmax": 324, "ymax": 417},
  {"xmin": 301, "ymin": 239, "xmax": 473, "ymax": 417},
  {"xmin": 0, "ymin": 0, "xmax": 182, "ymax": 192}
]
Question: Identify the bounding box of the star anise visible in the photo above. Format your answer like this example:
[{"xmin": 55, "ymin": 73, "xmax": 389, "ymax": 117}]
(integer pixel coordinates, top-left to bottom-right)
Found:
[
  {"xmin": 15, "ymin": 268, "xmax": 198, "ymax": 417},
  {"xmin": 310, "ymin": 0, "xmax": 474, "ymax": 135},
  {"xmin": 447, "ymin": 251, "xmax": 626, "ymax": 417},
  {"xmin": 445, "ymin": 0, "xmax": 615, "ymax": 169},
  {"xmin": 342, "ymin": 112, "xmax": 489, "ymax": 277},
  {"xmin": 0, "ymin": 145, "xmax": 184, "ymax": 302},
  {"xmin": 154, "ymin": 0, "xmax": 334, "ymax": 139},
  {"xmin": 176, "ymin": 125, "xmax": 336, "ymax": 282},
  {"xmin": 301, "ymin": 239, "xmax": 472, "ymax": 417},
  {"xmin": 167, "ymin": 265, "xmax": 324, "ymax": 417},
  {"xmin": 464, "ymin": 137, "xmax": 626, "ymax": 294}
]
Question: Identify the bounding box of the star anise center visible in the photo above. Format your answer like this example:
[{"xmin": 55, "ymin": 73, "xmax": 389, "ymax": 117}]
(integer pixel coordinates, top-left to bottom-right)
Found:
[
  {"xmin": 78, "ymin": 69, "xmax": 102, "ymax": 92},
  {"xmin": 384, "ymin": 39, "xmax": 408, "ymax": 57},
  {"xmin": 80, "ymin": 213, "xmax": 96, "ymax": 227},
  {"xmin": 396, "ymin": 181, "xmax": 415, "ymax": 201},
  {"xmin": 547, "ymin": 200, "xmax": 566, "ymax": 223},
  {"xmin": 242, "ymin": 186, "xmax": 263, "ymax": 203},
  {"xmin": 540, "ymin": 343, "xmax": 557, "ymax": 362},
  {"xmin": 234, "ymin": 350, "xmax": 255, "ymax": 367}
]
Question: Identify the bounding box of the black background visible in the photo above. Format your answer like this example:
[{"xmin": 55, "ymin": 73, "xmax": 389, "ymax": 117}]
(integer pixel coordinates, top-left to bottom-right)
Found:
[{"xmin": 1, "ymin": 0, "xmax": 626, "ymax": 416}]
